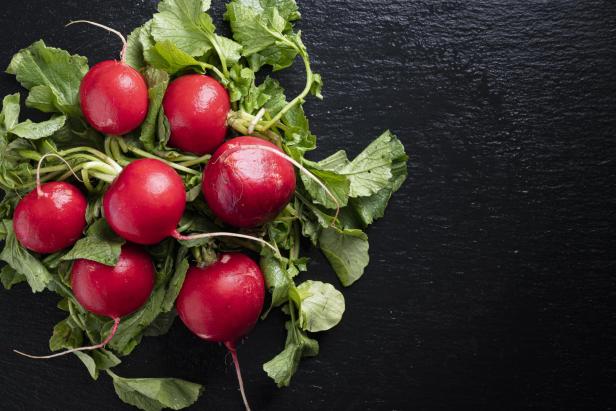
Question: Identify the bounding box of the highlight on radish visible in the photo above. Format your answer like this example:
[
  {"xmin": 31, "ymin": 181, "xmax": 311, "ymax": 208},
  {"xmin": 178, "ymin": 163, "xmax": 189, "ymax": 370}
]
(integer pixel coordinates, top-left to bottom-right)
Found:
[
  {"xmin": 69, "ymin": 21, "xmax": 149, "ymax": 135},
  {"xmin": 14, "ymin": 243, "xmax": 155, "ymax": 359},
  {"xmin": 162, "ymin": 74, "xmax": 230, "ymax": 155},
  {"xmin": 176, "ymin": 252, "xmax": 265, "ymax": 411}
]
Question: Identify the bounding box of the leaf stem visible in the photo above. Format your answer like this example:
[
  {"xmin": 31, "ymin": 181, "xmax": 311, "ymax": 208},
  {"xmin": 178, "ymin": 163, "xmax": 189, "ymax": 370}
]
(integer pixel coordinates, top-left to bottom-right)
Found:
[
  {"xmin": 125, "ymin": 146, "xmax": 200, "ymax": 175},
  {"xmin": 261, "ymin": 34, "xmax": 313, "ymax": 131}
]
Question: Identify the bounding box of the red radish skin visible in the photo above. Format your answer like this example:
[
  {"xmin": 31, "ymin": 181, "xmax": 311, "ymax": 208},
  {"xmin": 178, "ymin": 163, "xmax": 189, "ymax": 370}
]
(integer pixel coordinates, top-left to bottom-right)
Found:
[
  {"xmin": 163, "ymin": 74, "xmax": 230, "ymax": 155},
  {"xmin": 80, "ymin": 60, "xmax": 149, "ymax": 135},
  {"xmin": 103, "ymin": 158, "xmax": 186, "ymax": 245},
  {"xmin": 14, "ymin": 243, "xmax": 155, "ymax": 360},
  {"xmin": 71, "ymin": 243, "xmax": 155, "ymax": 318},
  {"xmin": 176, "ymin": 253, "xmax": 265, "ymax": 411},
  {"xmin": 13, "ymin": 182, "xmax": 87, "ymax": 254},
  {"xmin": 202, "ymin": 136, "xmax": 296, "ymax": 228}
]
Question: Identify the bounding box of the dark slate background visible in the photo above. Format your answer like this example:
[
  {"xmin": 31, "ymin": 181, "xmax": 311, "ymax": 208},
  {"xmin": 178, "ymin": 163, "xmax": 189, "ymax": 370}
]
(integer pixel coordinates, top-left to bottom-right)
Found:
[{"xmin": 0, "ymin": 1, "xmax": 615, "ymax": 410}]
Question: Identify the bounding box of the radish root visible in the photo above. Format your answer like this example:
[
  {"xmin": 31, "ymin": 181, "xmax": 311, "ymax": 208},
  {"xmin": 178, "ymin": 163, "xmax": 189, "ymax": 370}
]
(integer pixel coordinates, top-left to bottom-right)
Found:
[
  {"xmin": 66, "ymin": 20, "xmax": 128, "ymax": 62},
  {"xmin": 14, "ymin": 317, "xmax": 120, "ymax": 360},
  {"xmin": 36, "ymin": 153, "xmax": 83, "ymax": 197},
  {"xmin": 171, "ymin": 230, "xmax": 280, "ymax": 257},
  {"xmin": 225, "ymin": 341, "xmax": 251, "ymax": 411}
]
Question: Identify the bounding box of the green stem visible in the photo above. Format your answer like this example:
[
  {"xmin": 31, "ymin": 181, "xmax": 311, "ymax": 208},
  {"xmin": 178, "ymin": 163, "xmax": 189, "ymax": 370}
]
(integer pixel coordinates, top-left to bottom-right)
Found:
[
  {"xmin": 108, "ymin": 137, "xmax": 131, "ymax": 166},
  {"xmin": 208, "ymin": 35, "xmax": 229, "ymax": 78},
  {"xmin": 290, "ymin": 221, "xmax": 300, "ymax": 261},
  {"xmin": 126, "ymin": 146, "xmax": 200, "ymax": 175},
  {"xmin": 261, "ymin": 34, "xmax": 313, "ymax": 131},
  {"xmin": 59, "ymin": 147, "xmax": 123, "ymax": 173},
  {"xmin": 227, "ymin": 113, "xmax": 283, "ymax": 146},
  {"xmin": 178, "ymin": 153, "xmax": 211, "ymax": 168}
]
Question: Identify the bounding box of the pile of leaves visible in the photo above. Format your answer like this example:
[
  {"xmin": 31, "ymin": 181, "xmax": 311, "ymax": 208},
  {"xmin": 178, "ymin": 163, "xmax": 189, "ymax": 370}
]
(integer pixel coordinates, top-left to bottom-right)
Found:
[{"xmin": 0, "ymin": 0, "xmax": 407, "ymax": 409}]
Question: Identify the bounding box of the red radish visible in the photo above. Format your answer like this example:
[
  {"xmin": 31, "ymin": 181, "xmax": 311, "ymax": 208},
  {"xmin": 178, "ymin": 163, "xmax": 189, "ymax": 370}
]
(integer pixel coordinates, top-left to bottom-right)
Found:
[
  {"xmin": 103, "ymin": 158, "xmax": 186, "ymax": 245},
  {"xmin": 13, "ymin": 181, "xmax": 87, "ymax": 254},
  {"xmin": 202, "ymin": 136, "xmax": 297, "ymax": 228},
  {"xmin": 70, "ymin": 21, "xmax": 149, "ymax": 135},
  {"xmin": 71, "ymin": 243, "xmax": 155, "ymax": 319},
  {"xmin": 176, "ymin": 253, "xmax": 265, "ymax": 411},
  {"xmin": 163, "ymin": 74, "xmax": 230, "ymax": 155},
  {"xmin": 13, "ymin": 153, "xmax": 88, "ymax": 254},
  {"xmin": 15, "ymin": 243, "xmax": 155, "ymax": 359}
]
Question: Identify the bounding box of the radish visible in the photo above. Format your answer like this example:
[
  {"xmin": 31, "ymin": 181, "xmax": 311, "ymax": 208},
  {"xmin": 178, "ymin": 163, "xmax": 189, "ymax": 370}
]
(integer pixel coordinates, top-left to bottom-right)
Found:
[
  {"xmin": 162, "ymin": 74, "xmax": 230, "ymax": 155},
  {"xmin": 70, "ymin": 21, "xmax": 149, "ymax": 135},
  {"xmin": 13, "ymin": 154, "xmax": 87, "ymax": 254},
  {"xmin": 71, "ymin": 243, "xmax": 155, "ymax": 319},
  {"xmin": 15, "ymin": 243, "xmax": 155, "ymax": 359},
  {"xmin": 202, "ymin": 136, "xmax": 296, "ymax": 227},
  {"xmin": 176, "ymin": 253, "xmax": 265, "ymax": 411},
  {"xmin": 203, "ymin": 136, "xmax": 341, "ymax": 228},
  {"xmin": 103, "ymin": 158, "xmax": 186, "ymax": 245}
]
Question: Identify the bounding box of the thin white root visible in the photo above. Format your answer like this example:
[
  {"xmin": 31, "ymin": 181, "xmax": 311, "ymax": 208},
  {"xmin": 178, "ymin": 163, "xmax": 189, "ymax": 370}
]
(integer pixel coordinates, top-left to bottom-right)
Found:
[
  {"xmin": 66, "ymin": 20, "xmax": 127, "ymax": 62},
  {"xmin": 36, "ymin": 153, "xmax": 83, "ymax": 197},
  {"xmin": 14, "ymin": 318, "xmax": 120, "ymax": 360},
  {"xmin": 172, "ymin": 230, "xmax": 280, "ymax": 257},
  {"xmin": 225, "ymin": 342, "xmax": 252, "ymax": 411},
  {"xmin": 247, "ymin": 108, "xmax": 266, "ymax": 135}
]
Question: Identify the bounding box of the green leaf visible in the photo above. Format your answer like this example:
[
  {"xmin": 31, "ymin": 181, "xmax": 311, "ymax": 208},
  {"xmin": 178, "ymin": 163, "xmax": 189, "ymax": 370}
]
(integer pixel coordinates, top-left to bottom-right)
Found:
[
  {"xmin": 340, "ymin": 130, "xmax": 402, "ymax": 198},
  {"xmin": 139, "ymin": 68, "xmax": 170, "ymax": 151},
  {"xmin": 108, "ymin": 287, "xmax": 166, "ymax": 356},
  {"xmin": 74, "ymin": 349, "xmax": 122, "ymax": 380},
  {"xmin": 74, "ymin": 351, "xmax": 98, "ymax": 379},
  {"xmin": 263, "ymin": 320, "xmax": 318, "ymax": 387},
  {"xmin": 49, "ymin": 317, "xmax": 83, "ymax": 351},
  {"xmin": 6, "ymin": 40, "xmax": 88, "ymax": 117},
  {"xmin": 346, "ymin": 188, "xmax": 392, "ymax": 227},
  {"xmin": 296, "ymin": 280, "xmax": 345, "ymax": 332},
  {"xmin": 143, "ymin": 310, "xmax": 177, "ymax": 337},
  {"xmin": 260, "ymin": 255, "xmax": 292, "ymax": 311},
  {"xmin": 0, "ymin": 264, "xmax": 26, "ymax": 289},
  {"xmin": 62, "ymin": 219, "xmax": 125, "ymax": 266},
  {"xmin": 0, "ymin": 220, "xmax": 53, "ymax": 292},
  {"xmin": 110, "ymin": 372, "xmax": 204, "ymax": 411},
  {"xmin": 126, "ymin": 21, "xmax": 155, "ymax": 70},
  {"xmin": 10, "ymin": 115, "xmax": 67, "ymax": 140},
  {"xmin": 318, "ymin": 227, "xmax": 369, "ymax": 287},
  {"xmin": 1, "ymin": 93, "xmax": 21, "ymax": 132},
  {"xmin": 300, "ymin": 163, "xmax": 350, "ymax": 209},
  {"xmin": 151, "ymin": 0, "xmax": 215, "ymax": 57},
  {"xmin": 162, "ymin": 254, "xmax": 189, "ymax": 312},
  {"xmin": 212, "ymin": 35, "xmax": 243, "ymax": 67},
  {"xmin": 343, "ymin": 132, "xmax": 407, "ymax": 226},
  {"xmin": 145, "ymin": 41, "xmax": 207, "ymax": 75},
  {"xmin": 225, "ymin": 0, "xmax": 300, "ymax": 71}
]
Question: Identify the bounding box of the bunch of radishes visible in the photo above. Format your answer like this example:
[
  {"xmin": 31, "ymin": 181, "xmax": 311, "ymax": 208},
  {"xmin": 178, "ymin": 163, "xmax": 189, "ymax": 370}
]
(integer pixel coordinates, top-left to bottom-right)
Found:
[
  {"xmin": 0, "ymin": 1, "xmax": 407, "ymax": 410},
  {"xmin": 10, "ymin": 19, "xmax": 304, "ymax": 410}
]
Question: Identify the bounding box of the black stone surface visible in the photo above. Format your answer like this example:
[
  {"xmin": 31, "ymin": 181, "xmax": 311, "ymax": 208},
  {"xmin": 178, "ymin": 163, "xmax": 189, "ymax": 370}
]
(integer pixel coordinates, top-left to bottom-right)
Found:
[{"xmin": 0, "ymin": 1, "xmax": 614, "ymax": 410}]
